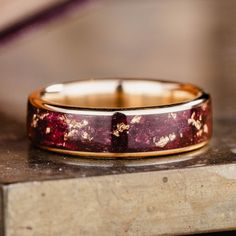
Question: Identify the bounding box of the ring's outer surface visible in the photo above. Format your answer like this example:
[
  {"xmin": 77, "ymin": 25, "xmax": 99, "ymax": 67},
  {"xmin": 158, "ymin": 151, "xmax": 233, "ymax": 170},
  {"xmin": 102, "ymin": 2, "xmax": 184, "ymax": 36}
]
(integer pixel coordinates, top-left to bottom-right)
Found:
[{"xmin": 27, "ymin": 78, "xmax": 212, "ymax": 158}]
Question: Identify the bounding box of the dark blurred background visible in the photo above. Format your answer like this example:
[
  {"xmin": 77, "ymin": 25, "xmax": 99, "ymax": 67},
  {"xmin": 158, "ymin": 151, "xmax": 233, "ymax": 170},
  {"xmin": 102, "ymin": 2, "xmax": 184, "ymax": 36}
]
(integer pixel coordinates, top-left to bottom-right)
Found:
[{"xmin": 0, "ymin": 0, "xmax": 235, "ymax": 121}]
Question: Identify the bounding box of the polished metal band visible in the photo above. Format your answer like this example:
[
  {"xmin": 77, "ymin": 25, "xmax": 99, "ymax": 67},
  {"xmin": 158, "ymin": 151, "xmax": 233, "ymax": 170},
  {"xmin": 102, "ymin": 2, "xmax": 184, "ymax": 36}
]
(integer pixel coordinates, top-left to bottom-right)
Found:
[{"xmin": 27, "ymin": 78, "xmax": 212, "ymax": 158}]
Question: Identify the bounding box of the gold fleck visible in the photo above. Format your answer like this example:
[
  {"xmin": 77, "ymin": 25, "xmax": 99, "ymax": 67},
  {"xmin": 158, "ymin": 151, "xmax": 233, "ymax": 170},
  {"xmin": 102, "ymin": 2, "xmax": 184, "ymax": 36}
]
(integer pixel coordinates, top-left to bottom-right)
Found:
[
  {"xmin": 188, "ymin": 113, "xmax": 202, "ymax": 130},
  {"xmin": 169, "ymin": 133, "xmax": 176, "ymax": 141},
  {"xmin": 117, "ymin": 123, "xmax": 130, "ymax": 132},
  {"xmin": 81, "ymin": 131, "xmax": 93, "ymax": 141},
  {"xmin": 202, "ymin": 103, "xmax": 207, "ymax": 111},
  {"xmin": 169, "ymin": 113, "xmax": 177, "ymax": 119},
  {"xmin": 31, "ymin": 120, "xmax": 38, "ymax": 128},
  {"xmin": 59, "ymin": 115, "xmax": 66, "ymax": 121},
  {"xmin": 64, "ymin": 129, "xmax": 79, "ymax": 141},
  {"xmin": 31, "ymin": 114, "xmax": 38, "ymax": 128},
  {"xmin": 39, "ymin": 113, "xmax": 49, "ymax": 120},
  {"xmin": 191, "ymin": 112, "xmax": 196, "ymax": 119},
  {"xmin": 79, "ymin": 120, "xmax": 89, "ymax": 128},
  {"xmin": 66, "ymin": 119, "xmax": 89, "ymax": 129},
  {"xmin": 197, "ymin": 130, "xmax": 203, "ymax": 137},
  {"xmin": 46, "ymin": 127, "xmax": 51, "ymax": 134},
  {"xmin": 31, "ymin": 112, "xmax": 49, "ymax": 128},
  {"xmin": 64, "ymin": 118, "xmax": 91, "ymax": 141},
  {"xmin": 195, "ymin": 121, "xmax": 202, "ymax": 130},
  {"xmin": 113, "ymin": 123, "xmax": 130, "ymax": 137},
  {"xmin": 153, "ymin": 133, "xmax": 176, "ymax": 147},
  {"xmin": 131, "ymin": 115, "xmax": 142, "ymax": 124},
  {"xmin": 113, "ymin": 130, "xmax": 120, "ymax": 137},
  {"xmin": 203, "ymin": 124, "xmax": 208, "ymax": 133},
  {"xmin": 69, "ymin": 120, "xmax": 78, "ymax": 128},
  {"xmin": 154, "ymin": 136, "xmax": 170, "ymax": 148}
]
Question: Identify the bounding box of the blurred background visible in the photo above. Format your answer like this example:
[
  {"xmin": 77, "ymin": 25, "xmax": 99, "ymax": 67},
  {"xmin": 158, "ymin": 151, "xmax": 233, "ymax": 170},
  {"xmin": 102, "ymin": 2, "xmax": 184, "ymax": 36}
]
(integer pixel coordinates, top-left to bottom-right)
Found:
[{"xmin": 0, "ymin": 0, "xmax": 235, "ymax": 121}]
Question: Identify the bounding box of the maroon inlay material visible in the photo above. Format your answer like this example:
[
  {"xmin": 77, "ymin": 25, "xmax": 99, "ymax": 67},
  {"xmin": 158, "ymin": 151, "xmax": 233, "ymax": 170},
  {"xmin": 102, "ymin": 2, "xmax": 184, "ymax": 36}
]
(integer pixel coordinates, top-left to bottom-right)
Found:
[{"xmin": 27, "ymin": 100, "xmax": 212, "ymax": 154}]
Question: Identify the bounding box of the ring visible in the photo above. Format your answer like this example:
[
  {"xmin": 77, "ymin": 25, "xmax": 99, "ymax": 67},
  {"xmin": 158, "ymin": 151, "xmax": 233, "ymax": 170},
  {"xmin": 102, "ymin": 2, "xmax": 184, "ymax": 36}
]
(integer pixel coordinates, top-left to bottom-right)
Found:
[{"xmin": 27, "ymin": 78, "xmax": 212, "ymax": 158}]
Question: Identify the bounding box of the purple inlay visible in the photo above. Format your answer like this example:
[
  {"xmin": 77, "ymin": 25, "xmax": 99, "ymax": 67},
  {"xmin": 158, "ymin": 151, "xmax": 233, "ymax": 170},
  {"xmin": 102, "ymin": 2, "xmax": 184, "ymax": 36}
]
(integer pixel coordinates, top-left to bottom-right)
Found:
[{"xmin": 27, "ymin": 100, "xmax": 212, "ymax": 154}]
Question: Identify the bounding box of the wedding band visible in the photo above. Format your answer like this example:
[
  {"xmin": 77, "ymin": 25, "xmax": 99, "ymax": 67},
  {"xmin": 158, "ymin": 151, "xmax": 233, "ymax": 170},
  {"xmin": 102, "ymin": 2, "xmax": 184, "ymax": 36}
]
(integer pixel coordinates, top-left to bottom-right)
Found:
[{"xmin": 27, "ymin": 78, "xmax": 212, "ymax": 158}]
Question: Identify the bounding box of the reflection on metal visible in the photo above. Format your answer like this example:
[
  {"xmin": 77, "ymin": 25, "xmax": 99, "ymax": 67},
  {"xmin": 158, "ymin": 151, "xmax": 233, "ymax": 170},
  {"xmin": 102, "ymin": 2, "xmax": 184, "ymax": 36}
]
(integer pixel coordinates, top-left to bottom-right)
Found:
[{"xmin": 43, "ymin": 145, "xmax": 210, "ymax": 168}]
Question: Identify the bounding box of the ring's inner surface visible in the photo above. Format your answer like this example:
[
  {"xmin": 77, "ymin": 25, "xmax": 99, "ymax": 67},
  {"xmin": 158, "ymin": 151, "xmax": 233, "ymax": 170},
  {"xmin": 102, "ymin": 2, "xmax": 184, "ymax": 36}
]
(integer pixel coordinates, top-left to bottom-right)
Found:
[{"xmin": 42, "ymin": 79, "xmax": 201, "ymax": 108}]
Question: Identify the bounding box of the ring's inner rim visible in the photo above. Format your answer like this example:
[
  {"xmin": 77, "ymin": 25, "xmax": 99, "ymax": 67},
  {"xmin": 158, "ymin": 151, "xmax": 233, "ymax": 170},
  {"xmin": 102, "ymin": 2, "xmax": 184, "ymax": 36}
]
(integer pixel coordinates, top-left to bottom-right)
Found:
[{"xmin": 41, "ymin": 79, "xmax": 202, "ymax": 109}]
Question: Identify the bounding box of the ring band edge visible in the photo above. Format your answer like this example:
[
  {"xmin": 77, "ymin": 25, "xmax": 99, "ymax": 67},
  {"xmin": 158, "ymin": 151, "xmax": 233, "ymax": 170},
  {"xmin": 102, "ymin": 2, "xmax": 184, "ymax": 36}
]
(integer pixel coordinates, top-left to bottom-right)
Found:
[{"xmin": 36, "ymin": 141, "xmax": 209, "ymax": 158}]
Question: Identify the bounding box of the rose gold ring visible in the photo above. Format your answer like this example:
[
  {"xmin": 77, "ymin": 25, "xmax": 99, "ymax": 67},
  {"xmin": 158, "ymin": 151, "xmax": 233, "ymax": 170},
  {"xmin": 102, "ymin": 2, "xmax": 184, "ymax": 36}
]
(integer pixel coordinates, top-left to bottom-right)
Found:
[{"xmin": 27, "ymin": 78, "xmax": 212, "ymax": 158}]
